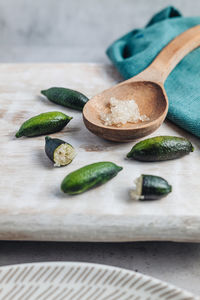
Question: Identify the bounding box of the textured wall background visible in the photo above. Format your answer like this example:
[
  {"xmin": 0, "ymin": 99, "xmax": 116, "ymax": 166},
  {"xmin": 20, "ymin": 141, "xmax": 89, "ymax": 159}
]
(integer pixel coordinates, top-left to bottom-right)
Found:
[{"xmin": 0, "ymin": 0, "xmax": 199, "ymax": 62}]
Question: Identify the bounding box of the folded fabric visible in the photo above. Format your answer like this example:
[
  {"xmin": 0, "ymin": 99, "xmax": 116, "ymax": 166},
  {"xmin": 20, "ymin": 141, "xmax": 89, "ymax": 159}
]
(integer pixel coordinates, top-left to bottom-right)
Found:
[{"xmin": 106, "ymin": 6, "xmax": 200, "ymax": 138}]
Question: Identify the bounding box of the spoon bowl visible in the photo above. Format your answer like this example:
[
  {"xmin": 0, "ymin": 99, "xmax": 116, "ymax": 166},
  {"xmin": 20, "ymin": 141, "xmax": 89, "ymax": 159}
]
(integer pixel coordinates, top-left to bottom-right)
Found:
[
  {"xmin": 83, "ymin": 25, "xmax": 200, "ymax": 142},
  {"xmin": 83, "ymin": 81, "xmax": 168, "ymax": 142}
]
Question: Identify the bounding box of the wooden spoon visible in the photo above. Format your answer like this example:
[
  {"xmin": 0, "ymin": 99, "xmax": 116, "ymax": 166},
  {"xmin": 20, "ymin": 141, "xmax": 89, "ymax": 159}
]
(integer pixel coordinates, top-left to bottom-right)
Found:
[{"xmin": 83, "ymin": 25, "xmax": 200, "ymax": 142}]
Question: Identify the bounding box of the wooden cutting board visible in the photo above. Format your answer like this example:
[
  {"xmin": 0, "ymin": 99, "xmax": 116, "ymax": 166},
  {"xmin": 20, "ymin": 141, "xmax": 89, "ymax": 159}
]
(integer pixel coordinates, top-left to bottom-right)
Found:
[{"xmin": 0, "ymin": 63, "xmax": 199, "ymax": 242}]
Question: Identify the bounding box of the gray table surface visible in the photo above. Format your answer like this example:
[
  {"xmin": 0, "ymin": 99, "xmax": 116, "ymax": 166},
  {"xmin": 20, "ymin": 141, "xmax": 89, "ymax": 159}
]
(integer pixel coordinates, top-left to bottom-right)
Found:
[
  {"xmin": 0, "ymin": 0, "xmax": 200, "ymax": 296},
  {"xmin": 0, "ymin": 241, "xmax": 200, "ymax": 296}
]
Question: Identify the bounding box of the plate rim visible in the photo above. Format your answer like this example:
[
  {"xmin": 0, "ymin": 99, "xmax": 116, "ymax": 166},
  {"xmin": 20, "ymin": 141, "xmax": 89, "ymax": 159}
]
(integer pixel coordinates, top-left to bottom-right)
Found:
[{"xmin": 0, "ymin": 261, "xmax": 197, "ymax": 299}]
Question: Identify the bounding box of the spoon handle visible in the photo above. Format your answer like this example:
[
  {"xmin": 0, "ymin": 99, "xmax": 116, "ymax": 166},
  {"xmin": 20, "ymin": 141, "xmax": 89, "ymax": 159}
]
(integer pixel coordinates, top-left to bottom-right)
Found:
[{"xmin": 143, "ymin": 25, "xmax": 200, "ymax": 83}]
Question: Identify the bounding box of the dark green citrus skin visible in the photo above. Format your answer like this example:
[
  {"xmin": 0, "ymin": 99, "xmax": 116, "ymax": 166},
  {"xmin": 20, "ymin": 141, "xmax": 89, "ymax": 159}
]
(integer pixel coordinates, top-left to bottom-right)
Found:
[
  {"xmin": 127, "ymin": 136, "xmax": 194, "ymax": 161},
  {"xmin": 16, "ymin": 111, "xmax": 72, "ymax": 138},
  {"xmin": 141, "ymin": 174, "xmax": 172, "ymax": 201},
  {"xmin": 41, "ymin": 87, "xmax": 89, "ymax": 111},
  {"xmin": 61, "ymin": 162, "xmax": 123, "ymax": 195},
  {"xmin": 45, "ymin": 136, "xmax": 66, "ymax": 163}
]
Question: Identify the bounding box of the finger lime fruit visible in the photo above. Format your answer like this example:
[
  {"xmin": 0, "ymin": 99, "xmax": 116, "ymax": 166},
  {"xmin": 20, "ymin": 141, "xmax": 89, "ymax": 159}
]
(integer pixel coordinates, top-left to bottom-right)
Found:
[
  {"xmin": 45, "ymin": 136, "xmax": 76, "ymax": 167},
  {"xmin": 61, "ymin": 162, "xmax": 123, "ymax": 195},
  {"xmin": 130, "ymin": 174, "xmax": 172, "ymax": 201},
  {"xmin": 127, "ymin": 136, "xmax": 194, "ymax": 161},
  {"xmin": 16, "ymin": 111, "xmax": 72, "ymax": 138},
  {"xmin": 41, "ymin": 87, "xmax": 89, "ymax": 111}
]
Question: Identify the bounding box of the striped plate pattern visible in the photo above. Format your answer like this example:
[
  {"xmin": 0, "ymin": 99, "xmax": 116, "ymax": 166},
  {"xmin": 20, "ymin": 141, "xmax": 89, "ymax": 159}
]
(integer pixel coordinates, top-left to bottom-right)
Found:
[{"xmin": 0, "ymin": 262, "xmax": 198, "ymax": 300}]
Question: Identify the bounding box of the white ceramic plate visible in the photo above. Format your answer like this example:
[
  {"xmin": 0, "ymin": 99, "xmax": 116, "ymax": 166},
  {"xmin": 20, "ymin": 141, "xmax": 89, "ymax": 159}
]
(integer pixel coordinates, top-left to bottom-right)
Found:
[{"xmin": 0, "ymin": 262, "xmax": 197, "ymax": 300}]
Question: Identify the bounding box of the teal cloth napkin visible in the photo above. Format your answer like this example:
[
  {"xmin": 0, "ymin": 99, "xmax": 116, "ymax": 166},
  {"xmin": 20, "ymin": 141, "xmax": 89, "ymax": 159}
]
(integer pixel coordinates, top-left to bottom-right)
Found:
[{"xmin": 106, "ymin": 6, "xmax": 200, "ymax": 138}]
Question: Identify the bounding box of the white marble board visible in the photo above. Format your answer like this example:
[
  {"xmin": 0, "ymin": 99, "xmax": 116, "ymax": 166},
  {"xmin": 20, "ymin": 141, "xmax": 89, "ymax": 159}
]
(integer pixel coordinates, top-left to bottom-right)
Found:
[{"xmin": 0, "ymin": 63, "xmax": 199, "ymax": 242}]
